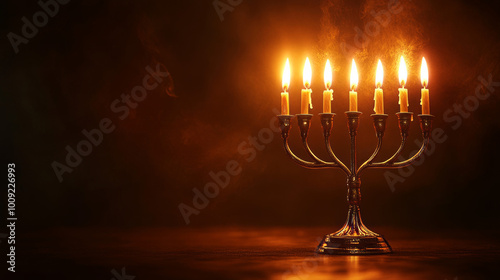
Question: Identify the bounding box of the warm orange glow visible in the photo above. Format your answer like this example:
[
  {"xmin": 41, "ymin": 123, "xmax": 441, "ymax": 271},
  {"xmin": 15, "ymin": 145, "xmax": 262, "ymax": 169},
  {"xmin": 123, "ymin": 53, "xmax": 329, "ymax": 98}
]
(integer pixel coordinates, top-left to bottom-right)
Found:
[
  {"xmin": 399, "ymin": 56, "xmax": 407, "ymax": 88},
  {"xmin": 376, "ymin": 60, "xmax": 383, "ymax": 88},
  {"xmin": 303, "ymin": 57, "xmax": 312, "ymax": 89},
  {"xmin": 421, "ymin": 57, "xmax": 429, "ymax": 88},
  {"xmin": 282, "ymin": 58, "xmax": 290, "ymax": 91},
  {"xmin": 350, "ymin": 59, "xmax": 358, "ymax": 91},
  {"xmin": 324, "ymin": 59, "xmax": 332, "ymax": 90}
]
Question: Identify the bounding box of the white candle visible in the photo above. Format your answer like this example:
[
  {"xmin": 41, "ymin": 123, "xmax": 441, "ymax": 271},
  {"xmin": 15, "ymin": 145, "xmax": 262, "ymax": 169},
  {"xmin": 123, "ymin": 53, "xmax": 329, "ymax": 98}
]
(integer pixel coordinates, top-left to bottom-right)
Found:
[
  {"xmin": 420, "ymin": 57, "xmax": 430, "ymax": 115},
  {"xmin": 281, "ymin": 58, "xmax": 290, "ymax": 115},
  {"xmin": 349, "ymin": 59, "xmax": 358, "ymax": 112},
  {"xmin": 301, "ymin": 57, "xmax": 312, "ymax": 114},
  {"xmin": 323, "ymin": 59, "xmax": 333, "ymax": 113},
  {"xmin": 398, "ymin": 56, "xmax": 408, "ymax": 112},
  {"xmin": 374, "ymin": 60, "xmax": 384, "ymax": 114}
]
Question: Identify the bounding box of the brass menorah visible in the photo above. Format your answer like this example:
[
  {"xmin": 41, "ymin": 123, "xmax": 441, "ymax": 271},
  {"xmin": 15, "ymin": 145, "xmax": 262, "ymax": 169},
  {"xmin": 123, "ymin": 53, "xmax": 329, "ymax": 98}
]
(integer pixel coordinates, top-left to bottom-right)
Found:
[{"xmin": 277, "ymin": 111, "xmax": 434, "ymax": 254}]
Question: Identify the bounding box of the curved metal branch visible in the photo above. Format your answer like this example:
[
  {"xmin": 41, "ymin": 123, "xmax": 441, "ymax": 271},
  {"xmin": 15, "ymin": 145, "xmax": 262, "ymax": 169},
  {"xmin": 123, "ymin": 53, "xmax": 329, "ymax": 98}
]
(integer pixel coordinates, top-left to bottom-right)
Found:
[
  {"xmin": 283, "ymin": 138, "xmax": 336, "ymax": 169},
  {"xmin": 367, "ymin": 135, "xmax": 407, "ymax": 168},
  {"xmin": 279, "ymin": 115, "xmax": 340, "ymax": 170},
  {"xmin": 355, "ymin": 114, "xmax": 387, "ymax": 175},
  {"xmin": 357, "ymin": 136, "xmax": 383, "ymax": 174},
  {"xmin": 302, "ymin": 138, "xmax": 334, "ymax": 165},
  {"xmin": 383, "ymin": 136, "xmax": 407, "ymax": 164},
  {"xmin": 360, "ymin": 112, "xmax": 412, "ymax": 171},
  {"xmin": 364, "ymin": 137, "xmax": 428, "ymax": 169},
  {"xmin": 387, "ymin": 138, "xmax": 429, "ymax": 168},
  {"xmin": 354, "ymin": 114, "xmax": 434, "ymax": 171},
  {"xmin": 325, "ymin": 137, "xmax": 351, "ymax": 176}
]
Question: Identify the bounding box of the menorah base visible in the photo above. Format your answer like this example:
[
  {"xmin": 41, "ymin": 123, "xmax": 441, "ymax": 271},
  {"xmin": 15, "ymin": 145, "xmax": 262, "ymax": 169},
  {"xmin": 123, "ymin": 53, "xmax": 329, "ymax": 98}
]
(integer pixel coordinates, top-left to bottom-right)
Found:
[{"xmin": 316, "ymin": 235, "xmax": 392, "ymax": 255}]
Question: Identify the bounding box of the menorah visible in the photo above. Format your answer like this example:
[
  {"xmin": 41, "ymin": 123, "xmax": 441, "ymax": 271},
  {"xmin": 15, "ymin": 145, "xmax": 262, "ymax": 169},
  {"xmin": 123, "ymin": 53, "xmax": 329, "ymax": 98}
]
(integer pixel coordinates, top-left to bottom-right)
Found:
[
  {"xmin": 277, "ymin": 57, "xmax": 434, "ymax": 254},
  {"xmin": 278, "ymin": 112, "xmax": 433, "ymax": 254}
]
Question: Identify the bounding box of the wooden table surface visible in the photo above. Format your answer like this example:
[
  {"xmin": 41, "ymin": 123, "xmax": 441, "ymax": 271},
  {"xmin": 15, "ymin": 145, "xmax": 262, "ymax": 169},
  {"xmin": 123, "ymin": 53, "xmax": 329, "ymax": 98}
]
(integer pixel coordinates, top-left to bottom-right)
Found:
[{"xmin": 15, "ymin": 226, "xmax": 500, "ymax": 279}]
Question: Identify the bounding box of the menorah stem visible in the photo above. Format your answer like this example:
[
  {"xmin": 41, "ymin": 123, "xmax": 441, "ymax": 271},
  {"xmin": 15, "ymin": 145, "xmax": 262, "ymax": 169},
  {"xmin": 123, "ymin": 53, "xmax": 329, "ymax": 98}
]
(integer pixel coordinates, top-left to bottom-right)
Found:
[
  {"xmin": 346, "ymin": 112, "xmax": 362, "ymax": 229},
  {"xmin": 350, "ymin": 134, "xmax": 357, "ymax": 174},
  {"xmin": 316, "ymin": 111, "xmax": 392, "ymax": 255},
  {"xmin": 346, "ymin": 112, "xmax": 362, "ymax": 176}
]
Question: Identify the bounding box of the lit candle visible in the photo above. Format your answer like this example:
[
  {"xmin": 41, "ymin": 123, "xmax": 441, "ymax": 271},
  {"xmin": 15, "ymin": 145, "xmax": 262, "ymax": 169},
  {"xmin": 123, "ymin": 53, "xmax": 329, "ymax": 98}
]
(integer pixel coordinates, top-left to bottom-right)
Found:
[
  {"xmin": 349, "ymin": 59, "xmax": 358, "ymax": 112},
  {"xmin": 398, "ymin": 56, "xmax": 409, "ymax": 112},
  {"xmin": 374, "ymin": 59, "xmax": 384, "ymax": 114},
  {"xmin": 323, "ymin": 59, "xmax": 333, "ymax": 113},
  {"xmin": 301, "ymin": 57, "xmax": 313, "ymax": 114},
  {"xmin": 420, "ymin": 57, "xmax": 430, "ymax": 115},
  {"xmin": 281, "ymin": 58, "xmax": 290, "ymax": 115}
]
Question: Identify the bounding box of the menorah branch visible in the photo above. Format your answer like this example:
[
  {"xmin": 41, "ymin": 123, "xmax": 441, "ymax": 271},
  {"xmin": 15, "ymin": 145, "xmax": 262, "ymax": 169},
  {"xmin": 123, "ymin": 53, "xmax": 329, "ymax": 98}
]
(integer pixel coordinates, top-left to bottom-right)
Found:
[
  {"xmin": 278, "ymin": 115, "xmax": 340, "ymax": 170},
  {"xmin": 362, "ymin": 114, "xmax": 434, "ymax": 170},
  {"xmin": 320, "ymin": 113, "xmax": 351, "ymax": 175},
  {"xmin": 357, "ymin": 114, "xmax": 387, "ymax": 174},
  {"xmin": 296, "ymin": 114, "xmax": 332, "ymax": 165}
]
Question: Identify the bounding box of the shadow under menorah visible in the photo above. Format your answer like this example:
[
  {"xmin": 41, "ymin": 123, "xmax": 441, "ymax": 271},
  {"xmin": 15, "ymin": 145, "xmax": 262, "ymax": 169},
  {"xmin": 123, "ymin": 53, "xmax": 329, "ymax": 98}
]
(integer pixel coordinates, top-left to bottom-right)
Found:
[{"xmin": 277, "ymin": 111, "xmax": 434, "ymax": 255}]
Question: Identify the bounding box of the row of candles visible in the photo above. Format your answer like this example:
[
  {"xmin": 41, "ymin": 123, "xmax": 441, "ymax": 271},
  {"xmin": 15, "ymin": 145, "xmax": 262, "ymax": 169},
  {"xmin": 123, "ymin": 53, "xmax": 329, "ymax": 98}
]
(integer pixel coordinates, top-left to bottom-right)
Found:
[{"xmin": 280, "ymin": 57, "xmax": 430, "ymax": 115}]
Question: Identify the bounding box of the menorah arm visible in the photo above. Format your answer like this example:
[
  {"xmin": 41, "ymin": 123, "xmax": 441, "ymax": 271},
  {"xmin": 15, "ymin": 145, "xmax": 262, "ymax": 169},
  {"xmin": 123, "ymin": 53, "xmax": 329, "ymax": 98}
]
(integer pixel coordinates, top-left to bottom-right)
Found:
[
  {"xmin": 302, "ymin": 137, "xmax": 333, "ymax": 165},
  {"xmin": 355, "ymin": 114, "xmax": 389, "ymax": 174},
  {"xmin": 359, "ymin": 114, "xmax": 434, "ymax": 171},
  {"xmin": 324, "ymin": 137, "xmax": 351, "ymax": 175},
  {"xmin": 283, "ymin": 138, "xmax": 336, "ymax": 169},
  {"xmin": 296, "ymin": 114, "xmax": 350, "ymax": 170},
  {"xmin": 317, "ymin": 113, "xmax": 351, "ymax": 175},
  {"xmin": 383, "ymin": 137, "xmax": 407, "ymax": 164},
  {"xmin": 360, "ymin": 136, "xmax": 407, "ymax": 172},
  {"xmin": 363, "ymin": 137, "xmax": 427, "ymax": 169},
  {"xmin": 388, "ymin": 137, "xmax": 429, "ymax": 168},
  {"xmin": 357, "ymin": 136, "xmax": 383, "ymax": 174},
  {"xmin": 278, "ymin": 114, "xmax": 350, "ymax": 171}
]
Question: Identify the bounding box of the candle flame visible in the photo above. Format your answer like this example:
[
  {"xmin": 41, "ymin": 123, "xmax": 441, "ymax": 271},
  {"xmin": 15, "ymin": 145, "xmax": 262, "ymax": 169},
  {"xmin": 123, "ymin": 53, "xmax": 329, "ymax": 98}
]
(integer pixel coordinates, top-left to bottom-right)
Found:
[
  {"xmin": 399, "ymin": 56, "xmax": 407, "ymax": 88},
  {"xmin": 350, "ymin": 59, "xmax": 358, "ymax": 91},
  {"xmin": 421, "ymin": 57, "xmax": 428, "ymax": 88},
  {"xmin": 282, "ymin": 58, "xmax": 290, "ymax": 91},
  {"xmin": 376, "ymin": 59, "xmax": 383, "ymax": 88},
  {"xmin": 303, "ymin": 57, "xmax": 312, "ymax": 89},
  {"xmin": 324, "ymin": 59, "xmax": 332, "ymax": 90}
]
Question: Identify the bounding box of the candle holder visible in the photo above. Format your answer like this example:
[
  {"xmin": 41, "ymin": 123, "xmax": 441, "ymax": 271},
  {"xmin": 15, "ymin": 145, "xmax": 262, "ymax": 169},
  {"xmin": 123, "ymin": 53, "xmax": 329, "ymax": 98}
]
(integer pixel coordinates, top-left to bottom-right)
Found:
[{"xmin": 278, "ymin": 111, "xmax": 434, "ymax": 255}]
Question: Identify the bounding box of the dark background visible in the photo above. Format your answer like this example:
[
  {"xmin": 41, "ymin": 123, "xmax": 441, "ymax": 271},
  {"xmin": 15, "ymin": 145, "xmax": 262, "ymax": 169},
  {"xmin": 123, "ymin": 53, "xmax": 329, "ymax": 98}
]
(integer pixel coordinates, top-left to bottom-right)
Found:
[{"xmin": 2, "ymin": 0, "xmax": 500, "ymax": 233}]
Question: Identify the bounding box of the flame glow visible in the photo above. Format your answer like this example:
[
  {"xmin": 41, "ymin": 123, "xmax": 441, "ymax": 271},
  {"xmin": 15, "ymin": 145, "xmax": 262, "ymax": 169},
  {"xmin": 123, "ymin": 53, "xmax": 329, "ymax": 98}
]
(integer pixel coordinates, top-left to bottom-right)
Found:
[
  {"xmin": 324, "ymin": 59, "xmax": 332, "ymax": 89},
  {"xmin": 350, "ymin": 59, "xmax": 358, "ymax": 91},
  {"xmin": 282, "ymin": 58, "xmax": 290, "ymax": 91},
  {"xmin": 421, "ymin": 57, "xmax": 428, "ymax": 88},
  {"xmin": 399, "ymin": 56, "xmax": 407, "ymax": 87},
  {"xmin": 376, "ymin": 60, "xmax": 383, "ymax": 88},
  {"xmin": 303, "ymin": 57, "xmax": 312, "ymax": 88}
]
